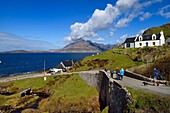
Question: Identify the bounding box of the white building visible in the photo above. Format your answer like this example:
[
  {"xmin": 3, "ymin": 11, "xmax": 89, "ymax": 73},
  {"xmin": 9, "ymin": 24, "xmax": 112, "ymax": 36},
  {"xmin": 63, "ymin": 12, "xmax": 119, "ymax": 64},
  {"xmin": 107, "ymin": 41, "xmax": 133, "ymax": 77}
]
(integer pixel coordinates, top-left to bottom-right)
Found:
[{"xmin": 124, "ymin": 31, "xmax": 165, "ymax": 48}]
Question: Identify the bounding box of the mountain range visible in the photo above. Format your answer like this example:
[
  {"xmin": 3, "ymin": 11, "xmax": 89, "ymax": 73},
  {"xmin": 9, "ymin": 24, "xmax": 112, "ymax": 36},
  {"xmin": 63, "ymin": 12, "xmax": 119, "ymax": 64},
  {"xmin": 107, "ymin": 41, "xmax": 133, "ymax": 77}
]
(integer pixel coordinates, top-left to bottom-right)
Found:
[
  {"xmin": 58, "ymin": 38, "xmax": 117, "ymax": 53},
  {"xmin": 2, "ymin": 38, "xmax": 117, "ymax": 53}
]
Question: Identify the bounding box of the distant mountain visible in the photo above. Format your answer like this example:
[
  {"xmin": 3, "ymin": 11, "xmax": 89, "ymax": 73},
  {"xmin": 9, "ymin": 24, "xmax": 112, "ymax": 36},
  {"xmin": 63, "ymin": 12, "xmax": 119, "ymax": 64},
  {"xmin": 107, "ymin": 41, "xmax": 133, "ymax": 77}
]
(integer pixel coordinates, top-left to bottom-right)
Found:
[
  {"xmin": 59, "ymin": 38, "xmax": 117, "ymax": 53},
  {"xmin": 1, "ymin": 39, "xmax": 117, "ymax": 53},
  {"xmin": 1, "ymin": 49, "xmax": 59, "ymax": 53},
  {"xmin": 143, "ymin": 23, "xmax": 170, "ymax": 40}
]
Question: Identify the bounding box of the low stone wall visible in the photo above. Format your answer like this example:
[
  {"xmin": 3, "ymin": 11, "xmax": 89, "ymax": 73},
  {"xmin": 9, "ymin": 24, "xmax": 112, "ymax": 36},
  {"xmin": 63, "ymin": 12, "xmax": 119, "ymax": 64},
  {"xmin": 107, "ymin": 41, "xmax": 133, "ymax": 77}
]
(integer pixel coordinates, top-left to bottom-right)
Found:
[
  {"xmin": 78, "ymin": 71, "xmax": 99, "ymax": 88},
  {"xmin": 109, "ymin": 82, "xmax": 130, "ymax": 113},
  {"xmin": 79, "ymin": 70, "xmax": 131, "ymax": 113},
  {"xmin": 125, "ymin": 70, "xmax": 167, "ymax": 84},
  {"xmin": 99, "ymin": 71, "xmax": 131, "ymax": 113},
  {"xmin": 98, "ymin": 70, "xmax": 110, "ymax": 111}
]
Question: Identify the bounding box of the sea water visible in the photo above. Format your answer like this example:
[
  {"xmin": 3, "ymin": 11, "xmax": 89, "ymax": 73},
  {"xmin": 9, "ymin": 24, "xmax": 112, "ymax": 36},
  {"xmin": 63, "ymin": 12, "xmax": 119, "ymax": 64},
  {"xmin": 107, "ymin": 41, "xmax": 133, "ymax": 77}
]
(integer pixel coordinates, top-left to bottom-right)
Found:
[{"xmin": 0, "ymin": 53, "xmax": 95, "ymax": 77}]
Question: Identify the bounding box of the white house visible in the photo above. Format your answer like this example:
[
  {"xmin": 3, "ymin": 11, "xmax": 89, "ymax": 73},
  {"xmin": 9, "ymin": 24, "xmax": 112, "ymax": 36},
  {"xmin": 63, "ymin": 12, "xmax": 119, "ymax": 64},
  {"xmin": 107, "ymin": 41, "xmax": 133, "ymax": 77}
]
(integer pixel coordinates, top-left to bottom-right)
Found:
[{"xmin": 124, "ymin": 31, "xmax": 165, "ymax": 48}]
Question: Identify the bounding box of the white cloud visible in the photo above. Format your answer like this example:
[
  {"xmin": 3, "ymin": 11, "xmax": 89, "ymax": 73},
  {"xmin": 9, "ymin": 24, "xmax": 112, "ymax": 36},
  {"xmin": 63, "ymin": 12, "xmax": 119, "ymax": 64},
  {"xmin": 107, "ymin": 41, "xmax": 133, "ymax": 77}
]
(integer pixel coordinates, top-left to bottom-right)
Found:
[
  {"xmin": 158, "ymin": 5, "xmax": 170, "ymax": 18},
  {"xmin": 65, "ymin": 0, "xmax": 163, "ymax": 43},
  {"xmin": 109, "ymin": 31, "xmax": 114, "ymax": 37},
  {"xmin": 116, "ymin": 34, "xmax": 128, "ymax": 44},
  {"xmin": 115, "ymin": 14, "xmax": 136, "ymax": 28},
  {"xmin": 120, "ymin": 34, "xmax": 128, "ymax": 39},
  {"xmin": 139, "ymin": 12, "xmax": 152, "ymax": 21},
  {"xmin": 96, "ymin": 37, "xmax": 105, "ymax": 41},
  {"xmin": 137, "ymin": 28, "xmax": 148, "ymax": 35},
  {"xmin": 0, "ymin": 32, "xmax": 58, "ymax": 51}
]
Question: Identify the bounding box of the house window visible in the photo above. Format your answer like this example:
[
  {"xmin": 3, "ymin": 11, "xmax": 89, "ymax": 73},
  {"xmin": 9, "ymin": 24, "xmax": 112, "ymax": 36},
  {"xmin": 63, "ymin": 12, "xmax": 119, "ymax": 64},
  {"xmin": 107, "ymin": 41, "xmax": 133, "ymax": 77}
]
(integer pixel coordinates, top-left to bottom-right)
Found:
[
  {"xmin": 146, "ymin": 42, "xmax": 148, "ymax": 46},
  {"xmin": 152, "ymin": 34, "xmax": 156, "ymax": 40},
  {"xmin": 139, "ymin": 36, "xmax": 143, "ymax": 41},
  {"xmin": 139, "ymin": 43, "xmax": 142, "ymax": 46},
  {"xmin": 153, "ymin": 42, "xmax": 155, "ymax": 46},
  {"xmin": 127, "ymin": 43, "xmax": 130, "ymax": 48}
]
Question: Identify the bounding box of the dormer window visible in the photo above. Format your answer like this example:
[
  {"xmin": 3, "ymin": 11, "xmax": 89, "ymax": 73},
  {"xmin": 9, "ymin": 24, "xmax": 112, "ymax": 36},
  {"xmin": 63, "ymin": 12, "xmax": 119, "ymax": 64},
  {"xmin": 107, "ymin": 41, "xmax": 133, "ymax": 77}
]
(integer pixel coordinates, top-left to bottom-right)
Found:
[
  {"xmin": 152, "ymin": 34, "xmax": 156, "ymax": 40},
  {"xmin": 139, "ymin": 36, "xmax": 143, "ymax": 41}
]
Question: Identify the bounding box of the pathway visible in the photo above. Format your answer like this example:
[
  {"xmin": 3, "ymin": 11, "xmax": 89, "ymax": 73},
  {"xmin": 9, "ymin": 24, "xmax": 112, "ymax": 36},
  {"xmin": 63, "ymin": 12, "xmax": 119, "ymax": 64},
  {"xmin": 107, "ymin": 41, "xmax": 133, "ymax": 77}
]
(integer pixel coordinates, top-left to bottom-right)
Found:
[
  {"xmin": 0, "ymin": 70, "xmax": 170, "ymax": 96},
  {"xmin": 106, "ymin": 72, "xmax": 170, "ymax": 96}
]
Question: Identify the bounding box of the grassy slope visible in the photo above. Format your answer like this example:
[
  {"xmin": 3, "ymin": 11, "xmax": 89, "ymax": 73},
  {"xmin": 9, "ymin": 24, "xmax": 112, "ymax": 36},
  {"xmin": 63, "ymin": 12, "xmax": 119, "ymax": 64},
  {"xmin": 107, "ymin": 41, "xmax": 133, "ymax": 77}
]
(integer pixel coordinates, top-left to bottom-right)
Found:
[
  {"xmin": 73, "ymin": 49, "xmax": 138, "ymax": 71},
  {"xmin": 126, "ymin": 87, "xmax": 170, "ymax": 113},
  {"xmin": 135, "ymin": 53, "xmax": 170, "ymax": 80},
  {"xmin": 143, "ymin": 22, "xmax": 170, "ymax": 40},
  {"xmin": 0, "ymin": 76, "xmax": 54, "ymax": 109},
  {"xmin": 12, "ymin": 76, "xmax": 54, "ymax": 90},
  {"xmin": 38, "ymin": 74, "xmax": 99, "ymax": 112},
  {"xmin": 0, "ymin": 74, "xmax": 99, "ymax": 112}
]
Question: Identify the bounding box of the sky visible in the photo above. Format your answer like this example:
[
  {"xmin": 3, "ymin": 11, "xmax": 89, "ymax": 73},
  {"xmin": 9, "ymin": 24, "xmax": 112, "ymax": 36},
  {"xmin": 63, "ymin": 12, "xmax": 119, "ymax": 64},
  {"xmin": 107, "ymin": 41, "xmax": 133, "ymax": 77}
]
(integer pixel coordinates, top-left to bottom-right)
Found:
[{"xmin": 0, "ymin": 0, "xmax": 170, "ymax": 51}]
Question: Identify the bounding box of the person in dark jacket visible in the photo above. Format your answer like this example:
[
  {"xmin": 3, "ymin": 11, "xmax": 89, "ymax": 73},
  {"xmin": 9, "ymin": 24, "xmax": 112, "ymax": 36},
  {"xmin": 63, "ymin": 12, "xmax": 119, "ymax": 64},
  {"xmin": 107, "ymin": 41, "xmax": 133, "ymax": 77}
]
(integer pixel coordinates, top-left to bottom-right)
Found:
[
  {"xmin": 116, "ymin": 67, "xmax": 119, "ymax": 79},
  {"xmin": 110, "ymin": 69, "xmax": 114, "ymax": 78}
]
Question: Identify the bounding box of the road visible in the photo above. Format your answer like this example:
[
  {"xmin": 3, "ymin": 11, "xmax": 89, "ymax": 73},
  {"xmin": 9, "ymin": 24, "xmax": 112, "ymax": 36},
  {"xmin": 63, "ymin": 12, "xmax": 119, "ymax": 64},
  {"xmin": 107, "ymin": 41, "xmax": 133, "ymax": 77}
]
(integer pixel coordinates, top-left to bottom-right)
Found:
[
  {"xmin": 0, "ymin": 70, "xmax": 99, "ymax": 83},
  {"xmin": 107, "ymin": 72, "xmax": 170, "ymax": 96}
]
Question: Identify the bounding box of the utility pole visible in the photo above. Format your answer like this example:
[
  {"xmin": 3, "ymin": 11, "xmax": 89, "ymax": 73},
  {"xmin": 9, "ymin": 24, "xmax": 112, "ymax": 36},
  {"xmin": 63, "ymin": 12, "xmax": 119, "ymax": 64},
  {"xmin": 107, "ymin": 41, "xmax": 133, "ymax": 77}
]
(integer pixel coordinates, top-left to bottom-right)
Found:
[{"xmin": 44, "ymin": 60, "xmax": 46, "ymax": 81}]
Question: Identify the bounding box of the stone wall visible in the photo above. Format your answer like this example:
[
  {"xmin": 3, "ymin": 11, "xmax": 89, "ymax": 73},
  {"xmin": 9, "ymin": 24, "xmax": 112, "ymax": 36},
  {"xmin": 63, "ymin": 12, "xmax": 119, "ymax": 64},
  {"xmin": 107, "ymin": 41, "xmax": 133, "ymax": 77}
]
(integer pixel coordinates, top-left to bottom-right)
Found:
[
  {"xmin": 78, "ymin": 71, "xmax": 99, "ymax": 88},
  {"xmin": 98, "ymin": 70, "xmax": 110, "ymax": 111},
  {"xmin": 125, "ymin": 70, "xmax": 167, "ymax": 84},
  {"xmin": 79, "ymin": 70, "xmax": 131, "ymax": 113},
  {"xmin": 99, "ymin": 71, "xmax": 131, "ymax": 113}
]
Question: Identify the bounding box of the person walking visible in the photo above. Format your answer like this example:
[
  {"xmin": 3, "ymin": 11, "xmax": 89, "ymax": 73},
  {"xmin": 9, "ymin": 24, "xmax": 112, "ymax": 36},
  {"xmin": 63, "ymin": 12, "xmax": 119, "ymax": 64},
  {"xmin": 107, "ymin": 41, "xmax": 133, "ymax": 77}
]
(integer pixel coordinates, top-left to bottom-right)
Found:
[
  {"xmin": 110, "ymin": 69, "xmax": 114, "ymax": 78},
  {"xmin": 116, "ymin": 67, "xmax": 119, "ymax": 79},
  {"xmin": 153, "ymin": 68, "xmax": 160, "ymax": 86},
  {"xmin": 120, "ymin": 68, "xmax": 124, "ymax": 80}
]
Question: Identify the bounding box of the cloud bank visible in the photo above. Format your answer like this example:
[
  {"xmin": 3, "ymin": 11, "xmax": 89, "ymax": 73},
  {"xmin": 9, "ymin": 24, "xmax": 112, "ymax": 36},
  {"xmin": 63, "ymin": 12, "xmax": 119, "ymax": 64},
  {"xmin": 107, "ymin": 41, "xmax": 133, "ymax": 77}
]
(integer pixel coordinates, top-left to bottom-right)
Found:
[
  {"xmin": 0, "ymin": 32, "xmax": 57, "ymax": 52},
  {"xmin": 65, "ymin": 0, "xmax": 168, "ymax": 43}
]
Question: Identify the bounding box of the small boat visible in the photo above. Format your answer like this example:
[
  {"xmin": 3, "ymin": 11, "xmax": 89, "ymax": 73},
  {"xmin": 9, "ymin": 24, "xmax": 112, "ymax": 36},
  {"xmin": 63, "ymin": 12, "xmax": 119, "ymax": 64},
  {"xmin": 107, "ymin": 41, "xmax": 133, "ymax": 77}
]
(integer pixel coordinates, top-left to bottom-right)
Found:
[{"xmin": 0, "ymin": 61, "xmax": 1, "ymax": 63}]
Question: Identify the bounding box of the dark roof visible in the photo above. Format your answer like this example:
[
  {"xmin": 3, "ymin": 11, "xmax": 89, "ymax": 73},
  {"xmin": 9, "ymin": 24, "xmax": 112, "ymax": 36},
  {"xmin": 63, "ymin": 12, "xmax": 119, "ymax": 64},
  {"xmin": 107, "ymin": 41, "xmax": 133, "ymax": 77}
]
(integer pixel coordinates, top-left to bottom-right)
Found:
[
  {"xmin": 124, "ymin": 37, "xmax": 135, "ymax": 43},
  {"xmin": 56, "ymin": 60, "xmax": 75, "ymax": 69},
  {"xmin": 55, "ymin": 63, "xmax": 64, "ymax": 69},
  {"xmin": 124, "ymin": 33, "xmax": 161, "ymax": 43},
  {"xmin": 140, "ymin": 34, "xmax": 161, "ymax": 41},
  {"xmin": 62, "ymin": 60, "xmax": 74, "ymax": 67}
]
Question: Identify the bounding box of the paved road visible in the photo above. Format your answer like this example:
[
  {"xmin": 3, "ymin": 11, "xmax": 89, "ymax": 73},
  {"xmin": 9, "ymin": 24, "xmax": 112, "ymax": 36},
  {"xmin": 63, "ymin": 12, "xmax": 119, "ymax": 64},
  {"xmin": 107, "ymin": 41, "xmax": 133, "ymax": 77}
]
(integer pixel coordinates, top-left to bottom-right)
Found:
[
  {"xmin": 107, "ymin": 72, "xmax": 170, "ymax": 96},
  {"xmin": 0, "ymin": 70, "xmax": 99, "ymax": 83}
]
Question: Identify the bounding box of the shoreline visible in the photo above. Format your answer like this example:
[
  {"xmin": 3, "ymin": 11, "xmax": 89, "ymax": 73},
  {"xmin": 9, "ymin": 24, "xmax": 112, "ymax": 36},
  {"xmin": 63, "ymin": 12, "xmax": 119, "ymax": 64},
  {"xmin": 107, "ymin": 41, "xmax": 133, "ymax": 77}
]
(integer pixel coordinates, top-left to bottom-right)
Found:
[{"xmin": 0, "ymin": 71, "xmax": 46, "ymax": 83}]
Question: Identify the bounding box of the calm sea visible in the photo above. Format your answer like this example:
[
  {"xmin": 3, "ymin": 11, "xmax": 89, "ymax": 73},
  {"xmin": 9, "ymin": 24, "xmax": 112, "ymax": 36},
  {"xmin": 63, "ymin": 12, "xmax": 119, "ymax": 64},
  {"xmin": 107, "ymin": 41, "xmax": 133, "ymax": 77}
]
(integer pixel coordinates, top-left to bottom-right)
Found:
[{"xmin": 0, "ymin": 53, "xmax": 95, "ymax": 77}]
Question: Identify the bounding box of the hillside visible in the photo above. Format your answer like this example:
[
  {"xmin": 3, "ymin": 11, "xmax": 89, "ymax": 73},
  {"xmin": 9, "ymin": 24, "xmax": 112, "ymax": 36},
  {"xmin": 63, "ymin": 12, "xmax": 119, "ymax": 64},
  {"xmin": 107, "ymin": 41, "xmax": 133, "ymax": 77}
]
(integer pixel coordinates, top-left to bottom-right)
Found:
[
  {"xmin": 71, "ymin": 46, "xmax": 170, "ymax": 80},
  {"xmin": 143, "ymin": 23, "xmax": 170, "ymax": 40},
  {"xmin": 0, "ymin": 74, "xmax": 99, "ymax": 112},
  {"xmin": 59, "ymin": 38, "xmax": 117, "ymax": 53}
]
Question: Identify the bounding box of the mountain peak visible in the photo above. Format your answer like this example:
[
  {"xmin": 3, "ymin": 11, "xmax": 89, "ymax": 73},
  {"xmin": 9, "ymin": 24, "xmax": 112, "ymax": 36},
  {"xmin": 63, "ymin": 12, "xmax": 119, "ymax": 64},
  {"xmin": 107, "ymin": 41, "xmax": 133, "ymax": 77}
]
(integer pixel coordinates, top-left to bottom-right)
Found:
[
  {"xmin": 59, "ymin": 38, "xmax": 117, "ymax": 53},
  {"xmin": 73, "ymin": 38, "xmax": 85, "ymax": 42}
]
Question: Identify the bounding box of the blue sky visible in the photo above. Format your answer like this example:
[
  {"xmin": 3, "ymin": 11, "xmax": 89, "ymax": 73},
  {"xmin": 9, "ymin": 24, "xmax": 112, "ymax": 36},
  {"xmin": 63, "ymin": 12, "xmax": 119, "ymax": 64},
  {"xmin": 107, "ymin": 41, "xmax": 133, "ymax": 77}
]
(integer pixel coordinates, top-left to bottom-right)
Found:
[{"xmin": 0, "ymin": 0, "xmax": 170, "ymax": 51}]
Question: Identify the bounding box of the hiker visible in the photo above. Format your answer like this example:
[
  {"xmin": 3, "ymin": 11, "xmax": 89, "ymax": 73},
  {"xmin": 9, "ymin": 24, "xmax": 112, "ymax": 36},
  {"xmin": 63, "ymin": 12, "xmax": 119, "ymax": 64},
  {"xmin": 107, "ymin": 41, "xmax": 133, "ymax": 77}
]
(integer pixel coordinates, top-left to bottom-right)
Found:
[
  {"xmin": 153, "ymin": 68, "xmax": 160, "ymax": 86},
  {"xmin": 116, "ymin": 67, "xmax": 120, "ymax": 79},
  {"xmin": 120, "ymin": 68, "xmax": 124, "ymax": 80},
  {"xmin": 110, "ymin": 69, "xmax": 114, "ymax": 78}
]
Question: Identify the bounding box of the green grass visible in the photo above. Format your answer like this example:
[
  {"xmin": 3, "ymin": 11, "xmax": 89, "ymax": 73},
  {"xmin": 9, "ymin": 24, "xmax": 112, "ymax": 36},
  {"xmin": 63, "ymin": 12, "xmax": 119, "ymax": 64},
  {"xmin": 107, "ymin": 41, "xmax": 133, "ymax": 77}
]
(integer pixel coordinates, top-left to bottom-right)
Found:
[
  {"xmin": 73, "ymin": 49, "xmax": 137, "ymax": 71},
  {"xmin": 51, "ymin": 74, "xmax": 98, "ymax": 101},
  {"xmin": 0, "ymin": 74, "xmax": 100, "ymax": 112},
  {"xmin": 12, "ymin": 76, "xmax": 54, "ymax": 90},
  {"xmin": 126, "ymin": 87, "xmax": 170, "ymax": 113},
  {"xmin": 38, "ymin": 74, "xmax": 99, "ymax": 112}
]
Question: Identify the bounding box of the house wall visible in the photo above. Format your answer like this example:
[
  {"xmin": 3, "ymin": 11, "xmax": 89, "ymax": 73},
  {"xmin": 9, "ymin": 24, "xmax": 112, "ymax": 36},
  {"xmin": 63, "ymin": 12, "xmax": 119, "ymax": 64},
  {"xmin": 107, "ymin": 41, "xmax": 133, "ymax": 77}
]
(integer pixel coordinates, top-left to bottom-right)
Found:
[
  {"xmin": 124, "ymin": 43, "xmax": 134, "ymax": 48},
  {"xmin": 135, "ymin": 40, "xmax": 160, "ymax": 48},
  {"xmin": 160, "ymin": 31, "xmax": 165, "ymax": 46}
]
